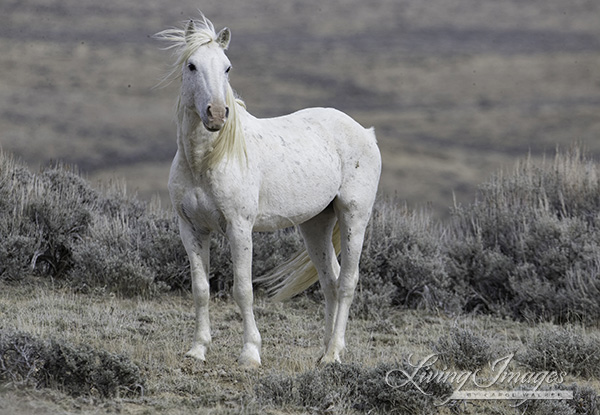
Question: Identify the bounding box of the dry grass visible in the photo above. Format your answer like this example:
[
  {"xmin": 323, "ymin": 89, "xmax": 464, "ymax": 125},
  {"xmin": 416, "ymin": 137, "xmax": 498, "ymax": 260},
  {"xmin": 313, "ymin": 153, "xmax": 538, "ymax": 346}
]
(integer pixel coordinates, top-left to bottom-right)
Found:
[{"xmin": 1, "ymin": 285, "xmax": 598, "ymax": 414}]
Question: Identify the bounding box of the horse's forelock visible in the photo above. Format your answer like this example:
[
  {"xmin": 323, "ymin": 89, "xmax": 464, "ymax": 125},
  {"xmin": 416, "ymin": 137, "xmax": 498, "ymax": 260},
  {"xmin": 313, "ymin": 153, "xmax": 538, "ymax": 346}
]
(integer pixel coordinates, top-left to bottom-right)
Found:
[{"xmin": 154, "ymin": 13, "xmax": 220, "ymax": 85}]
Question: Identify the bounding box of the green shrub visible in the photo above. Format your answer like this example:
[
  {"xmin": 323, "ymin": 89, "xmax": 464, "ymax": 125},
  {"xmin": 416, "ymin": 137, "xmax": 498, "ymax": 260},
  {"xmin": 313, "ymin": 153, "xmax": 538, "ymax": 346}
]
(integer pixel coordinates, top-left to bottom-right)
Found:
[{"xmin": 0, "ymin": 330, "xmax": 145, "ymax": 398}]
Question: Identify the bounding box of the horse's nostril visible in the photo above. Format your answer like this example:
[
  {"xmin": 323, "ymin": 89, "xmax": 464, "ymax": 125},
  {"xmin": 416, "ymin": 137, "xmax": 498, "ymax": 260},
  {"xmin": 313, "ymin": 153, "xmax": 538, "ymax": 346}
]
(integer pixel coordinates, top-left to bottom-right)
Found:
[
  {"xmin": 225, "ymin": 107, "xmax": 230, "ymax": 118},
  {"xmin": 207, "ymin": 105, "xmax": 213, "ymax": 118}
]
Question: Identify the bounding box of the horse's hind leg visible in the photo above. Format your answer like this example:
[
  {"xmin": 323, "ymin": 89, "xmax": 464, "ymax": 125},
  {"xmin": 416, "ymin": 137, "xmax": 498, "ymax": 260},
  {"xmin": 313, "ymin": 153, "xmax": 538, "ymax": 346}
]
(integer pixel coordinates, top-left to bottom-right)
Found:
[
  {"xmin": 298, "ymin": 205, "xmax": 340, "ymax": 353},
  {"xmin": 320, "ymin": 197, "xmax": 374, "ymax": 364}
]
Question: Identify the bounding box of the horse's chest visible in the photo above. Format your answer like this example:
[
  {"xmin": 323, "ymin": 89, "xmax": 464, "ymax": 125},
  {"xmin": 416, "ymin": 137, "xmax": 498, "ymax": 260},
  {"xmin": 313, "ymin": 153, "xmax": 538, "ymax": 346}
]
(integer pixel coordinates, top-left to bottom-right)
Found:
[
  {"xmin": 178, "ymin": 187, "xmax": 227, "ymax": 233},
  {"xmin": 177, "ymin": 172, "xmax": 259, "ymax": 234}
]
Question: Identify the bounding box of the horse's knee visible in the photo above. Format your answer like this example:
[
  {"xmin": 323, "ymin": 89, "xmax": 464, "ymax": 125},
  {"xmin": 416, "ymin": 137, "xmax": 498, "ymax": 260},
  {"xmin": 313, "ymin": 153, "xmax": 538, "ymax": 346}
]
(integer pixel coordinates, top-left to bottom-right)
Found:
[
  {"xmin": 233, "ymin": 280, "xmax": 253, "ymax": 307},
  {"xmin": 191, "ymin": 273, "xmax": 209, "ymax": 303}
]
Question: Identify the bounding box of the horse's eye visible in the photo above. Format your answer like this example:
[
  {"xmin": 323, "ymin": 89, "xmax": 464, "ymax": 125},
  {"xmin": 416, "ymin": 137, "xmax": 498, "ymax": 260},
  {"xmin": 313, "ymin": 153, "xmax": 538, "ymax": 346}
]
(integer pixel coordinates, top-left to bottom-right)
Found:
[
  {"xmin": 187, "ymin": 63, "xmax": 197, "ymax": 71},
  {"xmin": 225, "ymin": 66, "xmax": 231, "ymax": 74}
]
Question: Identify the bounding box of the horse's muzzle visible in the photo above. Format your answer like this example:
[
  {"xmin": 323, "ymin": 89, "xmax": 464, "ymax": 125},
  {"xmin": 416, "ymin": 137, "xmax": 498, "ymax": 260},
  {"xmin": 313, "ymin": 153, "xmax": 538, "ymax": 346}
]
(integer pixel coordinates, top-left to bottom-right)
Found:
[{"xmin": 203, "ymin": 105, "xmax": 229, "ymax": 132}]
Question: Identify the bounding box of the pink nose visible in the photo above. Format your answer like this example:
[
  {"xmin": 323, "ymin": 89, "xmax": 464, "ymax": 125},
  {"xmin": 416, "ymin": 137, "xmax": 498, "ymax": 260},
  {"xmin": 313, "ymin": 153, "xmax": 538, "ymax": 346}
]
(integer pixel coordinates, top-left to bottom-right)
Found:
[{"xmin": 204, "ymin": 105, "xmax": 229, "ymax": 131}]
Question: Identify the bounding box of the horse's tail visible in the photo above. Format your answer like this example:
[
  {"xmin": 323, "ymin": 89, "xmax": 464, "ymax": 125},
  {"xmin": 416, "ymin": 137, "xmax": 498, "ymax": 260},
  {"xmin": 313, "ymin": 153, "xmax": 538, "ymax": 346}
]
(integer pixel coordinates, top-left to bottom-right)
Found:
[{"xmin": 256, "ymin": 222, "xmax": 341, "ymax": 301}]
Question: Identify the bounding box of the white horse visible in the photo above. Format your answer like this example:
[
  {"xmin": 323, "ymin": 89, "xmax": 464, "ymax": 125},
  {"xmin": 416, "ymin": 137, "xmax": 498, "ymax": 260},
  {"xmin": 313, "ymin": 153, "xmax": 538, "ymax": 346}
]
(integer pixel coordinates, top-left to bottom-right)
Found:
[{"xmin": 155, "ymin": 13, "xmax": 381, "ymax": 368}]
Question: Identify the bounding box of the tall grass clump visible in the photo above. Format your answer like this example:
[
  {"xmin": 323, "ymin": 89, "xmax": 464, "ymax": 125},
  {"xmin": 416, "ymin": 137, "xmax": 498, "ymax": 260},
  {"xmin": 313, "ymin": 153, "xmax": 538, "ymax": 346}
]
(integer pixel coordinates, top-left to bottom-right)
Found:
[{"xmin": 448, "ymin": 148, "xmax": 600, "ymax": 322}]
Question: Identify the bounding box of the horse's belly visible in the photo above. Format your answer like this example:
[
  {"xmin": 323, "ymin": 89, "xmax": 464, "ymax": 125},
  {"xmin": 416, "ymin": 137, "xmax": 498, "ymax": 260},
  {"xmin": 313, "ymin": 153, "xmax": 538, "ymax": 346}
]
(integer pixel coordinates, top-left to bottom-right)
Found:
[
  {"xmin": 254, "ymin": 195, "xmax": 337, "ymax": 231},
  {"xmin": 253, "ymin": 199, "xmax": 333, "ymax": 231}
]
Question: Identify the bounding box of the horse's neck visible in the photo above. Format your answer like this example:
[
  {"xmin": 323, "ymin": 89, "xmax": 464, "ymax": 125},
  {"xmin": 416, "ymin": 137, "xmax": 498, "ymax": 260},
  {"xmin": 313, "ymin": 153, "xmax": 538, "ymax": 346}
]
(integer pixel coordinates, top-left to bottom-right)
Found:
[{"xmin": 177, "ymin": 107, "xmax": 216, "ymax": 174}]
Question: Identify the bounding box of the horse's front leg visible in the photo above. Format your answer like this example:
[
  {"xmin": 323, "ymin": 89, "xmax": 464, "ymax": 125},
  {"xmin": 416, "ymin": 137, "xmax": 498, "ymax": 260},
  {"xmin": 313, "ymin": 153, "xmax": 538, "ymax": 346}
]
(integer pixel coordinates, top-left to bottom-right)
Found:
[
  {"xmin": 227, "ymin": 222, "xmax": 262, "ymax": 368},
  {"xmin": 179, "ymin": 220, "xmax": 212, "ymax": 361}
]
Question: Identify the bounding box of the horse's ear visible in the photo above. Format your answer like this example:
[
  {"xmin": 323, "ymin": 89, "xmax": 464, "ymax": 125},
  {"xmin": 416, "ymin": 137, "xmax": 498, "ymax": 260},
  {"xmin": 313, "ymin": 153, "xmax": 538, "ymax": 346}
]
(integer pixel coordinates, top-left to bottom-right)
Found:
[
  {"xmin": 185, "ymin": 20, "xmax": 195, "ymax": 43},
  {"xmin": 216, "ymin": 27, "xmax": 231, "ymax": 49}
]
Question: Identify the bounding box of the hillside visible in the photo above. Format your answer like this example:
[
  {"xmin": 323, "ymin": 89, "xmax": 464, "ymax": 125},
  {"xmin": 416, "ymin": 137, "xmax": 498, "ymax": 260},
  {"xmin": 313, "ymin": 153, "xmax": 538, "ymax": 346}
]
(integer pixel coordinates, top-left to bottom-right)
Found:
[{"xmin": 1, "ymin": 0, "xmax": 599, "ymax": 218}]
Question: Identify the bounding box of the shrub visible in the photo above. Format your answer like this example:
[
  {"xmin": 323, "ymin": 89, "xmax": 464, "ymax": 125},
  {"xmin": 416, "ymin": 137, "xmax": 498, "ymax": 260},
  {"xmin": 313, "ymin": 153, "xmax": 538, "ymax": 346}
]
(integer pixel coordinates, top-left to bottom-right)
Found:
[
  {"xmin": 0, "ymin": 152, "xmax": 305, "ymax": 297},
  {"xmin": 355, "ymin": 200, "xmax": 457, "ymax": 317},
  {"xmin": 2, "ymin": 146, "xmax": 600, "ymax": 324},
  {"xmin": 518, "ymin": 326, "xmax": 600, "ymax": 378},
  {"xmin": 0, "ymin": 153, "xmax": 189, "ymax": 297},
  {"xmin": 0, "ymin": 330, "xmax": 145, "ymax": 398},
  {"xmin": 432, "ymin": 327, "xmax": 493, "ymax": 371},
  {"xmin": 518, "ymin": 383, "xmax": 599, "ymax": 415},
  {"xmin": 256, "ymin": 362, "xmax": 452, "ymax": 414},
  {"xmin": 0, "ymin": 158, "xmax": 94, "ymax": 281},
  {"xmin": 447, "ymin": 149, "xmax": 600, "ymax": 322}
]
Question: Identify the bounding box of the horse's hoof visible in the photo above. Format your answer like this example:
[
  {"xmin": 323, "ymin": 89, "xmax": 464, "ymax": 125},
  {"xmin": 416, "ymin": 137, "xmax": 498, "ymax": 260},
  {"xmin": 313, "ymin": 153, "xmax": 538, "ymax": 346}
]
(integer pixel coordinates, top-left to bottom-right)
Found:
[
  {"xmin": 238, "ymin": 345, "xmax": 261, "ymax": 369},
  {"xmin": 185, "ymin": 345, "xmax": 208, "ymax": 362},
  {"xmin": 318, "ymin": 351, "xmax": 341, "ymax": 366},
  {"xmin": 239, "ymin": 357, "xmax": 261, "ymax": 370}
]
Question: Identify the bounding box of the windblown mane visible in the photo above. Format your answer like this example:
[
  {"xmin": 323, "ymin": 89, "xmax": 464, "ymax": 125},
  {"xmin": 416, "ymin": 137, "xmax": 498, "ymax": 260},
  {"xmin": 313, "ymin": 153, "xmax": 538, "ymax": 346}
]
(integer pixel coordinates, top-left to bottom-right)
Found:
[{"xmin": 155, "ymin": 13, "xmax": 247, "ymax": 173}]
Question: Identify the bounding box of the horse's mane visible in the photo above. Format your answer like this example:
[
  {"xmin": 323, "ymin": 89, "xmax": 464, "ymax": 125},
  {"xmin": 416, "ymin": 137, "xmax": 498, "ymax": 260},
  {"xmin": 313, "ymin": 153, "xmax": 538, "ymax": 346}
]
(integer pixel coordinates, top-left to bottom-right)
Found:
[{"xmin": 155, "ymin": 13, "xmax": 247, "ymax": 173}]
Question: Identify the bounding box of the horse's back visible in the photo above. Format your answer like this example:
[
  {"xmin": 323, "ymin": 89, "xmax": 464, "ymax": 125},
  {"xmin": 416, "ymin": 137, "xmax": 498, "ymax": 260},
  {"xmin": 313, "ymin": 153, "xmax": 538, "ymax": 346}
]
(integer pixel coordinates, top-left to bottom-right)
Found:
[{"xmin": 292, "ymin": 107, "xmax": 379, "ymax": 170}]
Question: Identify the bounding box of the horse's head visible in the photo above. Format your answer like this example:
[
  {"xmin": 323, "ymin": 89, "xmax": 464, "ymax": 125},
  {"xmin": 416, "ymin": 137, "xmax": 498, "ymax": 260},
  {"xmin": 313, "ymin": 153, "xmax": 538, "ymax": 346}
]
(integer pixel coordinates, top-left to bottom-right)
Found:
[{"xmin": 180, "ymin": 19, "xmax": 232, "ymax": 132}]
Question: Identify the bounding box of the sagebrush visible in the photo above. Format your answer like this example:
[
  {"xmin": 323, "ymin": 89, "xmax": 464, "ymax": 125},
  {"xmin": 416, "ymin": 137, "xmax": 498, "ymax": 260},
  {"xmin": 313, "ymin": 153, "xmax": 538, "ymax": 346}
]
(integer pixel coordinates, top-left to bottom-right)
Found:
[
  {"xmin": 256, "ymin": 362, "xmax": 452, "ymax": 414},
  {"xmin": 0, "ymin": 330, "xmax": 145, "ymax": 398},
  {"xmin": 518, "ymin": 325, "xmax": 600, "ymax": 378},
  {"xmin": 447, "ymin": 149, "xmax": 600, "ymax": 322},
  {"xmin": 1, "ymin": 148, "xmax": 599, "ymax": 323}
]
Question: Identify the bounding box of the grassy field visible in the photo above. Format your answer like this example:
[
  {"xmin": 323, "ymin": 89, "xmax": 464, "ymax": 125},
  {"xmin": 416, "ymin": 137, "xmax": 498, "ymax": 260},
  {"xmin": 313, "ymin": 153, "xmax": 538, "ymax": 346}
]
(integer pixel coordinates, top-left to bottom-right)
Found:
[{"xmin": 1, "ymin": 0, "xmax": 599, "ymax": 218}]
